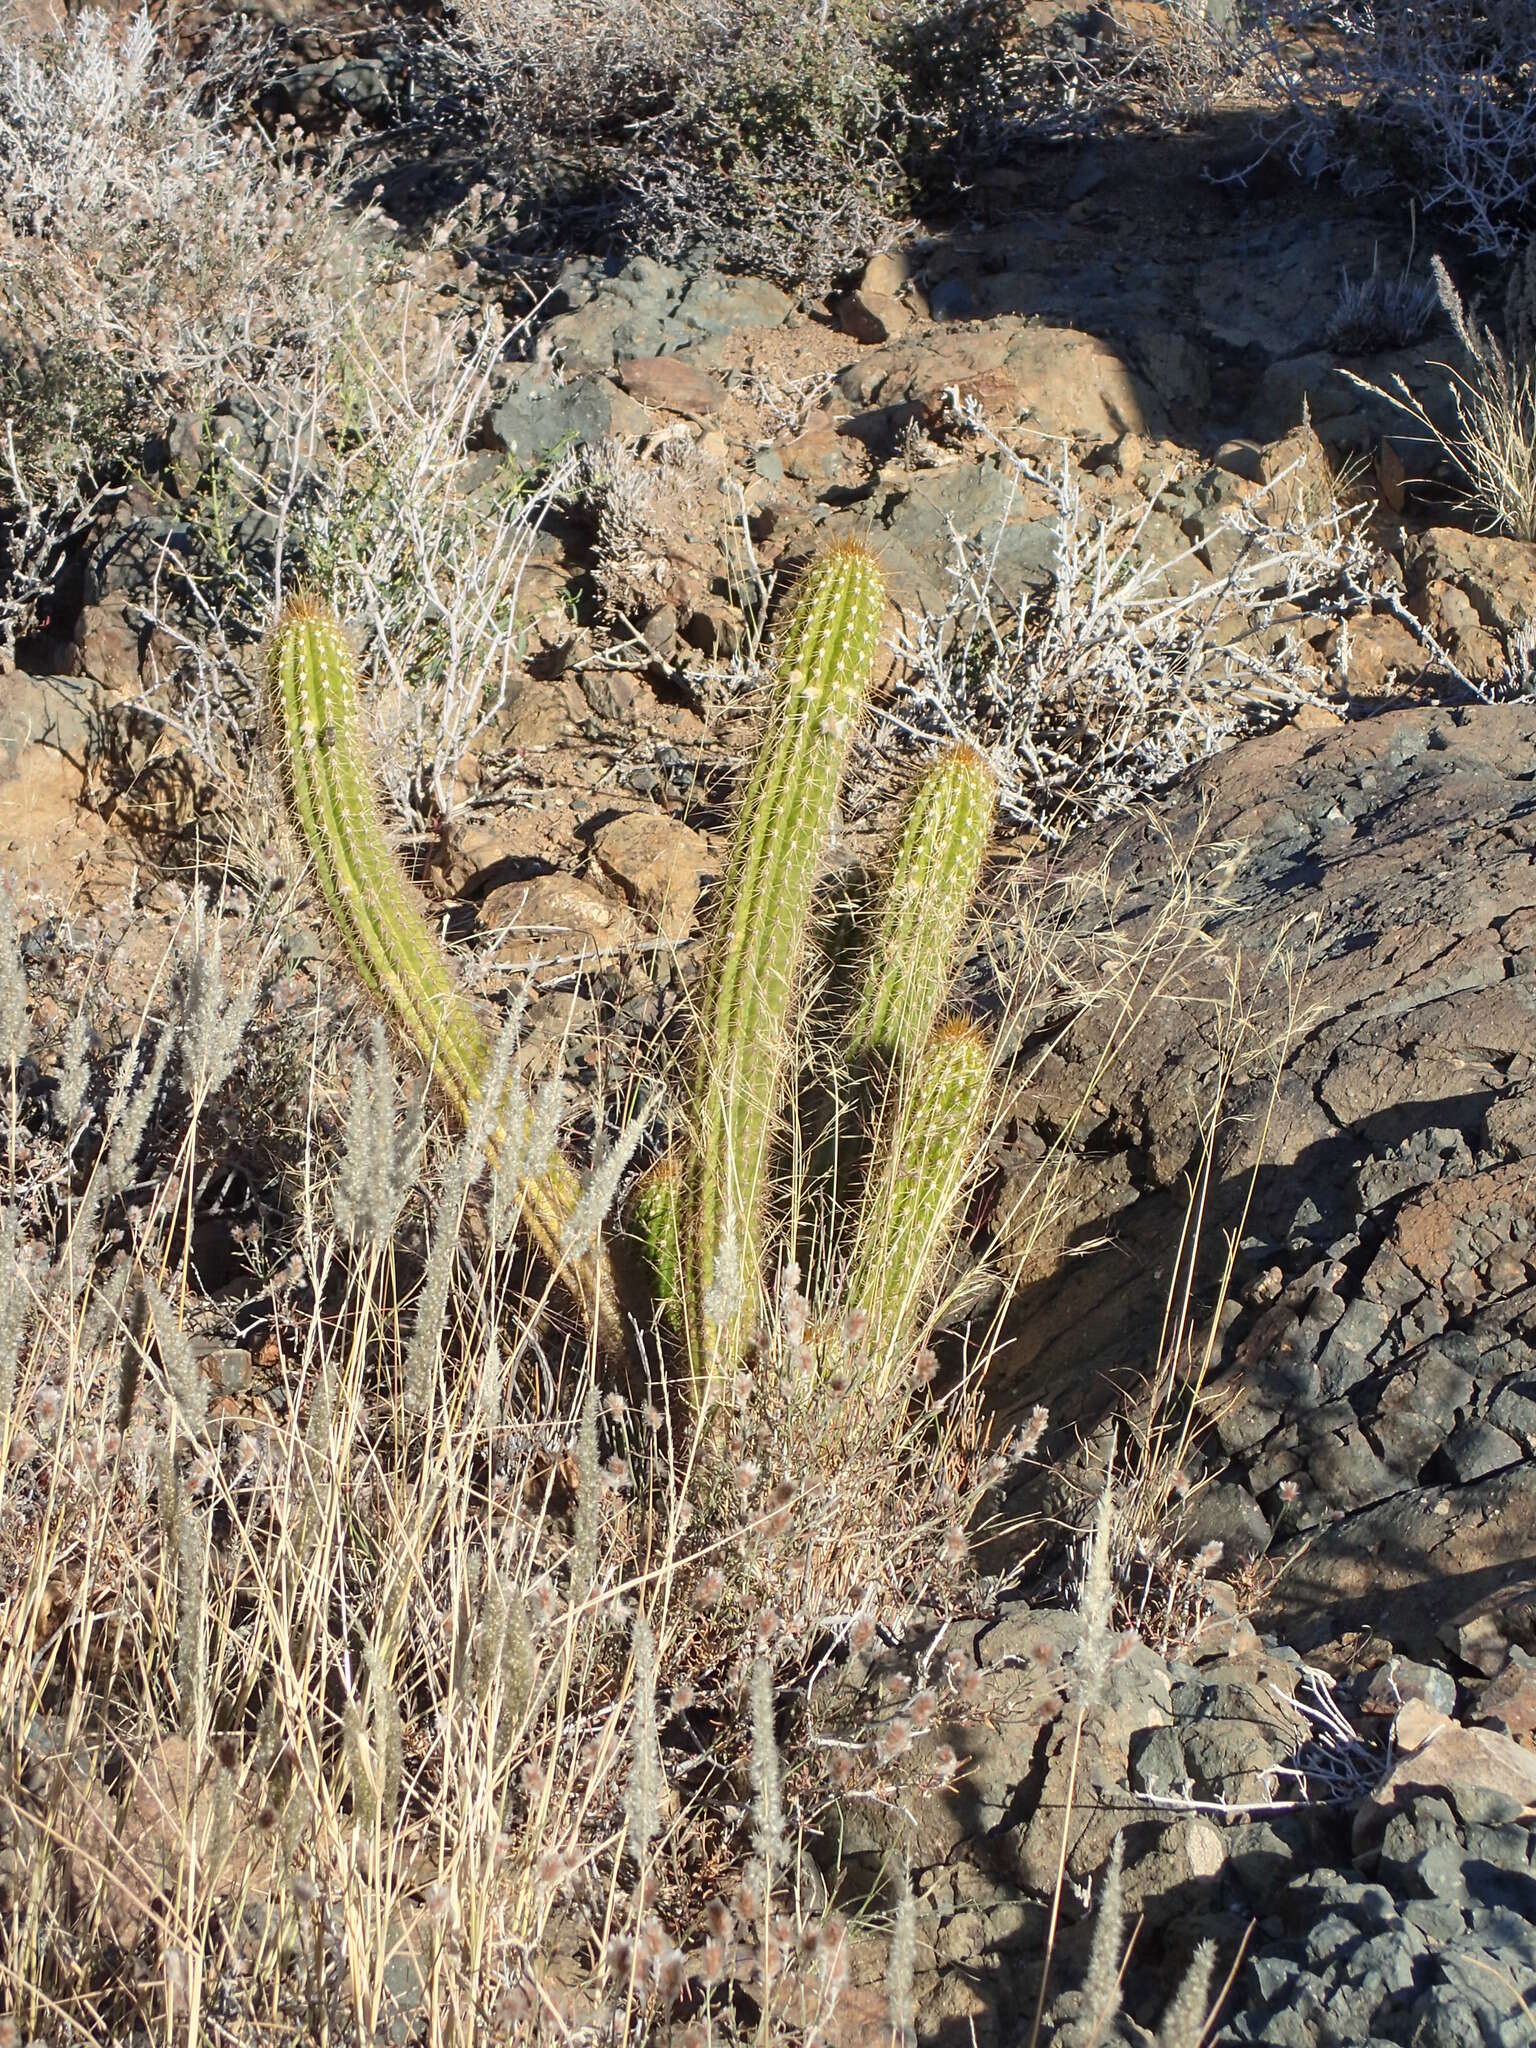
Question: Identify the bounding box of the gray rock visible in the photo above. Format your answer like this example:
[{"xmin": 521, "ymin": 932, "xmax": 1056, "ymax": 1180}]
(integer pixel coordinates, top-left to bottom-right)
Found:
[
  {"xmin": 1360, "ymin": 1659, "xmax": 1457, "ymax": 1719},
  {"xmin": 1439, "ymin": 1419, "xmax": 1521, "ymax": 1483},
  {"xmin": 1486, "ymin": 1378, "xmax": 1536, "ymax": 1446},
  {"xmin": 1176, "ymin": 1481, "xmax": 1273, "ymax": 1566},
  {"xmin": 483, "ymin": 371, "xmax": 650, "ymax": 464},
  {"xmin": 1128, "ymin": 1723, "xmax": 1186, "ymax": 1797},
  {"xmin": 538, "ymin": 260, "xmax": 792, "ymax": 372},
  {"xmin": 1317, "ymin": 1298, "xmax": 1392, "ymax": 1398},
  {"xmin": 927, "ymin": 277, "xmax": 975, "ymax": 321}
]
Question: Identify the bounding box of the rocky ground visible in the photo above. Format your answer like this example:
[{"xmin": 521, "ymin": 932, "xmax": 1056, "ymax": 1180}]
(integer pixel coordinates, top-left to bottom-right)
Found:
[{"xmin": 6, "ymin": 4, "xmax": 1536, "ymax": 2043}]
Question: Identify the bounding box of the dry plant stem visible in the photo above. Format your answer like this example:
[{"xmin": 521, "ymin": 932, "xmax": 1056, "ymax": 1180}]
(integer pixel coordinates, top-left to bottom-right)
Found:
[
  {"xmin": 1027, "ymin": 1703, "xmax": 1089, "ymax": 2048},
  {"xmin": 687, "ymin": 540, "xmax": 885, "ymax": 1394},
  {"xmin": 268, "ymin": 601, "xmax": 623, "ymax": 1351}
]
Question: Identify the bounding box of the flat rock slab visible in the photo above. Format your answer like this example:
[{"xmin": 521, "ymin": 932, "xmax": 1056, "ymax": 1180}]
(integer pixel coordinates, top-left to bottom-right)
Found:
[{"xmin": 991, "ymin": 702, "xmax": 1536, "ymax": 1666}]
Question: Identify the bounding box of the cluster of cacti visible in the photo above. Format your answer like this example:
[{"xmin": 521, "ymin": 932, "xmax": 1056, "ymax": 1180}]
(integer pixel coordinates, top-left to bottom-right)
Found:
[{"xmin": 270, "ymin": 540, "xmax": 999, "ymax": 1408}]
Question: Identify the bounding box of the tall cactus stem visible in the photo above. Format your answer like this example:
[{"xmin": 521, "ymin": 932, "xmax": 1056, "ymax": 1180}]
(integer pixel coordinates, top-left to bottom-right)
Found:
[
  {"xmin": 843, "ymin": 1017, "xmax": 991, "ymax": 1383},
  {"xmin": 847, "ymin": 742, "xmax": 996, "ymax": 1069},
  {"xmin": 268, "ymin": 598, "xmax": 622, "ymax": 1352},
  {"xmin": 687, "ymin": 540, "xmax": 886, "ymax": 1396}
]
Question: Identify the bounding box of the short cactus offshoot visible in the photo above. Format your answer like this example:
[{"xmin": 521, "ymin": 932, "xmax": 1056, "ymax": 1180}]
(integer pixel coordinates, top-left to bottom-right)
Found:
[
  {"xmin": 848, "ymin": 742, "xmax": 996, "ymax": 1071},
  {"xmin": 268, "ymin": 599, "xmax": 622, "ymax": 1352}
]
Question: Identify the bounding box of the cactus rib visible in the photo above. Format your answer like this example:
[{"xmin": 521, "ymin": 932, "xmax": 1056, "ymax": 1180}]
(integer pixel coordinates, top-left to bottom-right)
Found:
[
  {"xmin": 848, "ymin": 742, "xmax": 996, "ymax": 1069},
  {"xmin": 843, "ymin": 1016, "xmax": 990, "ymax": 1381},
  {"xmin": 687, "ymin": 541, "xmax": 886, "ymax": 1391},
  {"xmin": 269, "ymin": 599, "xmax": 622, "ymax": 1351}
]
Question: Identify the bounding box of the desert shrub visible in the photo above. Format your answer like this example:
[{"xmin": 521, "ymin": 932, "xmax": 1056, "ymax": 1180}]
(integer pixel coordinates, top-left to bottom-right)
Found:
[
  {"xmin": 0, "ymin": 9, "xmax": 374, "ymax": 484},
  {"xmin": 0, "ymin": 6, "xmax": 390, "ymax": 658},
  {"xmin": 1252, "ymin": 0, "xmax": 1536, "ymax": 256},
  {"xmin": 889, "ymin": 414, "xmax": 1376, "ymax": 836},
  {"xmin": 1081, "ymin": 0, "xmax": 1264, "ymax": 134},
  {"xmin": 443, "ymin": 0, "xmax": 906, "ymax": 289},
  {"xmin": 116, "ymin": 302, "xmax": 572, "ymax": 825}
]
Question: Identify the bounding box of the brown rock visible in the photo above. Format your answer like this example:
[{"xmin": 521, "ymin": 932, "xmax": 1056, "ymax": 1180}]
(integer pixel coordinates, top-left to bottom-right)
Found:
[
  {"xmin": 1213, "ymin": 438, "xmax": 1265, "ymax": 484},
  {"xmin": 57, "ymin": 1735, "xmax": 275, "ymax": 1949},
  {"xmin": 502, "ymin": 674, "xmax": 583, "ymax": 748},
  {"xmin": 591, "ymin": 810, "xmax": 712, "ymax": 940},
  {"xmin": 833, "ymin": 289, "xmax": 909, "ymax": 346},
  {"xmin": 1377, "ymin": 435, "xmax": 1408, "ymax": 512},
  {"xmin": 779, "ymin": 428, "xmax": 857, "ymax": 484},
  {"xmin": 478, "ymin": 872, "xmax": 637, "ymax": 972},
  {"xmin": 839, "ymin": 320, "xmax": 1152, "ymax": 443},
  {"xmin": 1353, "ymin": 1705, "xmax": 1536, "ymax": 1854},
  {"xmin": 1474, "ymin": 1654, "xmax": 1536, "ymax": 1739},
  {"xmin": 1342, "ymin": 613, "xmax": 1428, "ymax": 695},
  {"xmin": 617, "ymin": 356, "xmax": 725, "ymax": 417},
  {"xmin": 914, "ymin": 367, "xmax": 1025, "ymax": 433},
  {"xmin": 70, "ymin": 595, "xmax": 141, "ymax": 695},
  {"xmin": 860, "ymin": 249, "xmax": 915, "ymax": 297}
]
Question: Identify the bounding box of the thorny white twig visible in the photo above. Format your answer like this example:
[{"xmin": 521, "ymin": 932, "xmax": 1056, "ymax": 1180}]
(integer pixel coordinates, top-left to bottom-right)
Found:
[
  {"xmin": 886, "ymin": 399, "xmax": 1383, "ymax": 837},
  {"xmin": 1137, "ymin": 1663, "xmax": 1389, "ymax": 1818}
]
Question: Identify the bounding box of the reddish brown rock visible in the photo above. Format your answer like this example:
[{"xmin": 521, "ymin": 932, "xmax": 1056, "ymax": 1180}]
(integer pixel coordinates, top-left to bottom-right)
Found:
[
  {"xmin": 617, "ymin": 356, "xmax": 725, "ymax": 416},
  {"xmin": 591, "ymin": 810, "xmax": 712, "ymax": 941},
  {"xmin": 833, "ymin": 288, "xmax": 909, "ymax": 346}
]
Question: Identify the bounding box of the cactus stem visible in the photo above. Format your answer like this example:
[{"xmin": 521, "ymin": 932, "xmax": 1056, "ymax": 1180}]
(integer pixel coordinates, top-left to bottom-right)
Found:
[
  {"xmin": 686, "ymin": 541, "xmax": 886, "ymax": 1396},
  {"xmin": 843, "ymin": 1016, "xmax": 991, "ymax": 1385},
  {"xmin": 848, "ymin": 742, "xmax": 996, "ymax": 1070},
  {"xmin": 269, "ymin": 597, "xmax": 623, "ymax": 1353}
]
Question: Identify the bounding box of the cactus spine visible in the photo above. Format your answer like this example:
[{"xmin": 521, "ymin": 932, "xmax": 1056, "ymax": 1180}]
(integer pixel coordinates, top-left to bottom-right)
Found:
[
  {"xmin": 847, "ymin": 743, "xmax": 996, "ymax": 1069},
  {"xmin": 268, "ymin": 599, "xmax": 621, "ymax": 1350},
  {"xmin": 686, "ymin": 541, "xmax": 885, "ymax": 1392},
  {"xmin": 844, "ymin": 1018, "xmax": 991, "ymax": 1381}
]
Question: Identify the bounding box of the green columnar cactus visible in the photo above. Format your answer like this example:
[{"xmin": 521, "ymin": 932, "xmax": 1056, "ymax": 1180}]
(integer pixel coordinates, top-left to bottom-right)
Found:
[
  {"xmin": 686, "ymin": 541, "xmax": 886, "ymax": 1393},
  {"xmin": 268, "ymin": 599, "xmax": 621, "ymax": 1351},
  {"xmin": 843, "ymin": 1017, "xmax": 991, "ymax": 1382},
  {"xmin": 847, "ymin": 743, "xmax": 996, "ymax": 1069},
  {"xmin": 626, "ymin": 1155, "xmax": 682, "ymax": 1331}
]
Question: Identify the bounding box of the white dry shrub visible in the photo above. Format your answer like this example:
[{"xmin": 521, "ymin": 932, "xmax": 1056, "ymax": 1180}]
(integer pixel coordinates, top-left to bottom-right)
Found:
[
  {"xmin": 889, "ymin": 409, "xmax": 1378, "ymax": 836},
  {"xmin": 0, "ymin": 9, "xmax": 377, "ymax": 483},
  {"xmin": 1251, "ymin": 0, "xmax": 1536, "ymax": 257},
  {"xmin": 138, "ymin": 306, "xmax": 578, "ymax": 821},
  {"xmin": 443, "ymin": 0, "xmax": 903, "ymax": 290},
  {"xmin": 1083, "ymin": 0, "xmax": 1264, "ymax": 133}
]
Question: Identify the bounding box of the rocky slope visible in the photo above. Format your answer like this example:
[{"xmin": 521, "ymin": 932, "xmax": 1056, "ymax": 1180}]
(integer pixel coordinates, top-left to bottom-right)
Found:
[{"xmin": 5, "ymin": 16, "xmax": 1536, "ymax": 2040}]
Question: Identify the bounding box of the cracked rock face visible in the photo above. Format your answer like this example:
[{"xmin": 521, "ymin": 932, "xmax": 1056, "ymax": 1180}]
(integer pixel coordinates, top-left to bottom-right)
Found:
[{"xmin": 991, "ymin": 701, "xmax": 1536, "ymax": 1670}]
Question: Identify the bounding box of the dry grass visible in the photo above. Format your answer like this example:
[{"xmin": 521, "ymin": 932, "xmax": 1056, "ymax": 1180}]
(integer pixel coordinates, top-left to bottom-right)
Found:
[
  {"xmin": 0, "ymin": 883, "xmax": 1008, "ymax": 2045},
  {"xmin": 1340, "ymin": 247, "xmax": 1536, "ymax": 542}
]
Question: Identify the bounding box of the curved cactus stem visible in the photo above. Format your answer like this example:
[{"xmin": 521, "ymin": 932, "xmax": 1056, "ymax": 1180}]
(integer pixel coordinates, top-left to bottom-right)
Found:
[
  {"xmin": 268, "ymin": 599, "xmax": 624, "ymax": 1354},
  {"xmin": 847, "ymin": 742, "xmax": 996, "ymax": 1070},
  {"xmin": 686, "ymin": 540, "xmax": 886, "ymax": 1399},
  {"xmin": 843, "ymin": 1016, "xmax": 991, "ymax": 1386}
]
